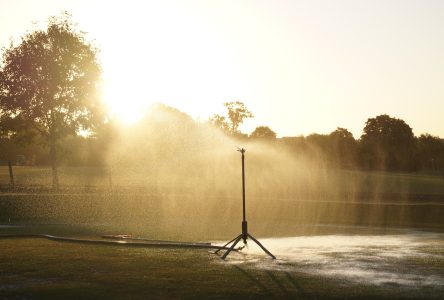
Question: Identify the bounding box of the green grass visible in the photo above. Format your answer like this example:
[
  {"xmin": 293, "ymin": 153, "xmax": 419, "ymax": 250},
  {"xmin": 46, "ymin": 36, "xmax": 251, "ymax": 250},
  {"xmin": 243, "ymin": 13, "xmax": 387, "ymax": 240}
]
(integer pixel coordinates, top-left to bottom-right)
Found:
[
  {"xmin": 1, "ymin": 237, "xmax": 442, "ymax": 299},
  {"xmin": 1, "ymin": 166, "xmax": 443, "ymax": 298},
  {"xmin": 0, "ymin": 238, "xmax": 316, "ymax": 299},
  {"xmin": 1, "ymin": 166, "xmax": 444, "ymax": 196}
]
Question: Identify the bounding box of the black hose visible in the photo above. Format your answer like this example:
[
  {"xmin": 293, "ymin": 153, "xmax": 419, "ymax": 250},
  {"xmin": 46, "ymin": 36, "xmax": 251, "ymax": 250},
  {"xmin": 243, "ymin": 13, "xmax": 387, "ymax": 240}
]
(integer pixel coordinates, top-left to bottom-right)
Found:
[
  {"xmin": 0, "ymin": 234, "xmax": 228, "ymax": 250},
  {"xmin": 101, "ymin": 235, "xmax": 211, "ymax": 246}
]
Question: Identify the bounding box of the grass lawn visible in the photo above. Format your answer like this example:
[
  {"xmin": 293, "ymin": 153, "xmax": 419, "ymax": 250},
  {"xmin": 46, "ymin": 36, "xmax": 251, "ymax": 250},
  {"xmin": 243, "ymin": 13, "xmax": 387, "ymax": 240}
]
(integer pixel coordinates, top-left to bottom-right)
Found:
[
  {"xmin": 0, "ymin": 238, "xmax": 320, "ymax": 300},
  {"xmin": 1, "ymin": 233, "xmax": 443, "ymax": 299},
  {"xmin": 1, "ymin": 166, "xmax": 443, "ymax": 299},
  {"xmin": 1, "ymin": 166, "xmax": 444, "ymax": 196}
]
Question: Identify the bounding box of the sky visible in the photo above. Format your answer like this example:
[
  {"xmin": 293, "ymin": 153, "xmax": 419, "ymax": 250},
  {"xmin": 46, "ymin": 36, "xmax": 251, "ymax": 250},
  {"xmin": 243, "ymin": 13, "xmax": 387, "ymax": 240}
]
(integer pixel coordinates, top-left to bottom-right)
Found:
[{"xmin": 0, "ymin": 0, "xmax": 443, "ymax": 138}]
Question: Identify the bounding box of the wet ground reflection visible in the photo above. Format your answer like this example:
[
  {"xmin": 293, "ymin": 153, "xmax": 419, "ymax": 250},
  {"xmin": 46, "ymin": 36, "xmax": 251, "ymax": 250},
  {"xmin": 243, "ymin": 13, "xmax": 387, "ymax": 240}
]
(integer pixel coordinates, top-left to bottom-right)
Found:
[{"xmin": 216, "ymin": 228, "xmax": 444, "ymax": 288}]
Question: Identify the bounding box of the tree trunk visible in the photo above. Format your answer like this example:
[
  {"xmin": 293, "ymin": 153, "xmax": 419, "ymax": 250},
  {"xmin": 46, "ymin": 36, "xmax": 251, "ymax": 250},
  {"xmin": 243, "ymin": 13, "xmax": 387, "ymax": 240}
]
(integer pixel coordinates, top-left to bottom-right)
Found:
[{"xmin": 49, "ymin": 128, "xmax": 59, "ymax": 189}]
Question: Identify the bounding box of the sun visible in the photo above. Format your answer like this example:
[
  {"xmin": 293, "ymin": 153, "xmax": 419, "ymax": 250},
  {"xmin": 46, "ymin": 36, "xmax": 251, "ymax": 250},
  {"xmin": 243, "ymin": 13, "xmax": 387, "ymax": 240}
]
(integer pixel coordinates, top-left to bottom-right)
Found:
[
  {"xmin": 102, "ymin": 65, "xmax": 151, "ymax": 125},
  {"xmin": 103, "ymin": 90, "xmax": 146, "ymax": 125},
  {"xmin": 95, "ymin": 0, "xmax": 240, "ymax": 126}
]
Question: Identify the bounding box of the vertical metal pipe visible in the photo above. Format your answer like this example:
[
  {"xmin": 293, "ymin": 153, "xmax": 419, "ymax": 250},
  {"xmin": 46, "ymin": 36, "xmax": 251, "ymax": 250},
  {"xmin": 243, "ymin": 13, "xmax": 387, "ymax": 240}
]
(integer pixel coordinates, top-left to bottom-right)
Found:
[{"xmin": 241, "ymin": 149, "xmax": 246, "ymax": 222}]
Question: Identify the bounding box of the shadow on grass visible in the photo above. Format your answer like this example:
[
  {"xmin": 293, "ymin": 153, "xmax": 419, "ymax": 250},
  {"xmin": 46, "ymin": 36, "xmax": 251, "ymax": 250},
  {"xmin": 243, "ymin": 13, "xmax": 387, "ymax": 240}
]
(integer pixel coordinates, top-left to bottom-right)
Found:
[{"xmin": 233, "ymin": 265, "xmax": 308, "ymax": 299}]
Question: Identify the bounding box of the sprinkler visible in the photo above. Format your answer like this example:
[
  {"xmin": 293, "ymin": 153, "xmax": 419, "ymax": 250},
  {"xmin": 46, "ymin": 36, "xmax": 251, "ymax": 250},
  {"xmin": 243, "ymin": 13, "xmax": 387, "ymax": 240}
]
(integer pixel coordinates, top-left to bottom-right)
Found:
[{"xmin": 215, "ymin": 148, "xmax": 276, "ymax": 259}]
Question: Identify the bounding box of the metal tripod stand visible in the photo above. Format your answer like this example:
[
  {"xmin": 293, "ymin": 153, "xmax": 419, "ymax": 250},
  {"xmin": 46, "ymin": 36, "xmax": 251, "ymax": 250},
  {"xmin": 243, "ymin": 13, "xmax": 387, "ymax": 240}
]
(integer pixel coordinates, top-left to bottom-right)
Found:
[{"xmin": 215, "ymin": 148, "xmax": 276, "ymax": 260}]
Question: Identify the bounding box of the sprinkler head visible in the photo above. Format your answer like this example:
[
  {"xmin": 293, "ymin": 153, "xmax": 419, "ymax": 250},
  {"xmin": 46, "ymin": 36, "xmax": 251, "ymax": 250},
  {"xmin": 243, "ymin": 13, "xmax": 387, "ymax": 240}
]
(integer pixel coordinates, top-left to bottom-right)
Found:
[{"xmin": 236, "ymin": 147, "xmax": 246, "ymax": 154}]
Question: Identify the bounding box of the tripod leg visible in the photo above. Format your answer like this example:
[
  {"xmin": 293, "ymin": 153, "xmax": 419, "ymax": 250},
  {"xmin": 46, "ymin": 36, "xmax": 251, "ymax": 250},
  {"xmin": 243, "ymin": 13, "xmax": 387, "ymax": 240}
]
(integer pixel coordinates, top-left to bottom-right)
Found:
[
  {"xmin": 215, "ymin": 235, "xmax": 240, "ymax": 254},
  {"xmin": 248, "ymin": 234, "xmax": 276, "ymax": 259},
  {"xmin": 221, "ymin": 235, "xmax": 243, "ymax": 260}
]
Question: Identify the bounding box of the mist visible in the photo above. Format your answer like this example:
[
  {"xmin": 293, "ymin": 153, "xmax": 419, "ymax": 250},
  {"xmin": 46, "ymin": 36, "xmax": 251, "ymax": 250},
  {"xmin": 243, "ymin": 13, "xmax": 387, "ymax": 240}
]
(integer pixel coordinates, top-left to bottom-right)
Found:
[{"xmin": 2, "ymin": 103, "xmax": 442, "ymax": 241}]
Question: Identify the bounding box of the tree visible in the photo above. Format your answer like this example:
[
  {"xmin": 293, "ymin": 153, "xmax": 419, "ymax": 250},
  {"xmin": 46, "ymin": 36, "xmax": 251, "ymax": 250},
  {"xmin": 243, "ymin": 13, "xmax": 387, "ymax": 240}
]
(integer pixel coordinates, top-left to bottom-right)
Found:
[
  {"xmin": 305, "ymin": 133, "xmax": 330, "ymax": 164},
  {"xmin": 0, "ymin": 13, "xmax": 102, "ymax": 188},
  {"xmin": 329, "ymin": 127, "xmax": 357, "ymax": 167},
  {"xmin": 359, "ymin": 114, "xmax": 416, "ymax": 171},
  {"xmin": 209, "ymin": 113, "xmax": 230, "ymax": 133},
  {"xmin": 209, "ymin": 101, "xmax": 253, "ymax": 136},
  {"xmin": 224, "ymin": 101, "xmax": 253, "ymax": 134},
  {"xmin": 250, "ymin": 126, "xmax": 276, "ymax": 140},
  {"xmin": 417, "ymin": 134, "xmax": 444, "ymax": 172}
]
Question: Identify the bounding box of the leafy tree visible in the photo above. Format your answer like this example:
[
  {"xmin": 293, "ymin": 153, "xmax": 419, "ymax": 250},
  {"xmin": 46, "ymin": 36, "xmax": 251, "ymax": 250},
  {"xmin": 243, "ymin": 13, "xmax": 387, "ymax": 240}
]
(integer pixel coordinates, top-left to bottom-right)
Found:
[
  {"xmin": 209, "ymin": 113, "xmax": 230, "ymax": 133},
  {"xmin": 329, "ymin": 127, "xmax": 357, "ymax": 167},
  {"xmin": 250, "ymin": 126, "xmax": 276, "ymax": 140},
  {"xmin": 209, "ymin": 101, "xmax": 253, "ymax": 136},
  {"xmin": 330, "ymin": 127, "xmax": 354, "ymax": 140},
  {"xmin": 417, "ymin": 133, "xmax": 444, "ymax": 172},
  {"xmin": 224, "ymin": 101, "xmax": 253, "ymax": 134},
  {"xmin": 359, "ymin": 114, "xmax": 417, "ymax": 171},
  {"xmin": 0, "ymin": 13, "xmax": 102, "ymax": 188},
  {"xmin": 305, "ymin": 133, "xmax": 330, "ymax": 164}
]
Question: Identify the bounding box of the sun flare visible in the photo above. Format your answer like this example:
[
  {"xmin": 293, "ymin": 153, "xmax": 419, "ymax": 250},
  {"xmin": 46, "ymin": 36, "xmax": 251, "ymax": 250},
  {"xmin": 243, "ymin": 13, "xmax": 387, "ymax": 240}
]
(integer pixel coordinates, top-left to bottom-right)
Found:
[{"xmin": 103, "ymin": 77, "xmax": 149, "ymax": 125}]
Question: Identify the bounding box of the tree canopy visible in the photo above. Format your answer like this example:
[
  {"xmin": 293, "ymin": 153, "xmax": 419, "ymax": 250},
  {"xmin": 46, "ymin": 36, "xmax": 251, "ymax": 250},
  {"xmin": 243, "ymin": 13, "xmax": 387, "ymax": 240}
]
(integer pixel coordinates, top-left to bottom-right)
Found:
[
  {"xmin": 417, "ymin": 134, "xmax": 444, "ymax": 171},
  {"xmin": 0, "ymin": 13, "xmax": 103, "ymax": 187},
  {"xmin": 209, "ymin": 101, "xmax": 253, "ymax": 136},
  {"xmin": 250, "ymin": 126, "xmax": 276, "ymax": 140},
  {"xmin": 329, "ymin": 127, "xmax": 357, "ymax": 167},
  {"xmin": 360, "ymin": 114, "xmax": 416, "ymax": 171},
  {"xmin": 224, "ymin": 101, "xmax": 253, "ymax": 134}
]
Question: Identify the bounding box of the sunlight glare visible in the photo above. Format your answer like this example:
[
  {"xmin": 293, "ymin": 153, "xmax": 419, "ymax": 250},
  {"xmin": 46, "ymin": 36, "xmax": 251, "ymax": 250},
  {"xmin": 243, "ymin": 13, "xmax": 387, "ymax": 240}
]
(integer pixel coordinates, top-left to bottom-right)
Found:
[
  {"xmin": 97, "ymin": 0, "xmax": 239, "ymax": 126},
  {"xmin": 103, "ymin": 75, "xmax": 149, "ymax": 125}
]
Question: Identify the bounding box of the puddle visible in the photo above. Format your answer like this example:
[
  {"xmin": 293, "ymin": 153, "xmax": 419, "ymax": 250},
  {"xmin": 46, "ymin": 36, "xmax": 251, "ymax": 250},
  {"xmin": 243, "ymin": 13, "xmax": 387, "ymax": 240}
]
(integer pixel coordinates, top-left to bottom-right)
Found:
[{"xmin": 216, "ymin": 231, "xmax": 444, "ymax": 288}]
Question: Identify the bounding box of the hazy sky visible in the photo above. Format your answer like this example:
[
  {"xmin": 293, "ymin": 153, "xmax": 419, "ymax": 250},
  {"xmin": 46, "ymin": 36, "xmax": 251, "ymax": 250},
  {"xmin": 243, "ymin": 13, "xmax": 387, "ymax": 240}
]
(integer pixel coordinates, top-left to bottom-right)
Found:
[{"xmin": 0, "ymin": 0, "xmax": 443, "ymax": 138}]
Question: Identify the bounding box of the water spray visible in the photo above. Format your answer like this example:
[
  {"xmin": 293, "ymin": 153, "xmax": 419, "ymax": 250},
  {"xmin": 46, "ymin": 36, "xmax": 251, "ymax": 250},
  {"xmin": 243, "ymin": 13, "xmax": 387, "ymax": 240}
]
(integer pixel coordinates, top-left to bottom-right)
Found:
[{"xmin": 215, "ymin": 148, "xmax": 276, "ymax": 259}]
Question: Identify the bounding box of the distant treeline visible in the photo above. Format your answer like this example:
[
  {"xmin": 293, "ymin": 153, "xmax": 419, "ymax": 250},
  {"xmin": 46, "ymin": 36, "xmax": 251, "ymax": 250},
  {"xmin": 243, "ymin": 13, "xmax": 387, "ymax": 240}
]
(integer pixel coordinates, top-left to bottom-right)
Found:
[
  {"xmin": 278, "ymin": 127, "xmax": 444, "ymax": 172},
  {"xmin": 1, "ymin": 103, "xmax": 443, "ymax": 174}
]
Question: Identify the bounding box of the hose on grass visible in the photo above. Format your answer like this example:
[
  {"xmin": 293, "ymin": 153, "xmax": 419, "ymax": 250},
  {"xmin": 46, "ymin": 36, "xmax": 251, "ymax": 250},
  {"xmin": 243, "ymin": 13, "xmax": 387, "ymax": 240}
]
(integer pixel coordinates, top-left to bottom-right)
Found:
[
  {"xmin": 101, "ymin": 234, "xmax": 212, "ymax": 246},
  {"xmin": 0, "ymin": 234, "xmax": 230, "ymax": 251}
]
